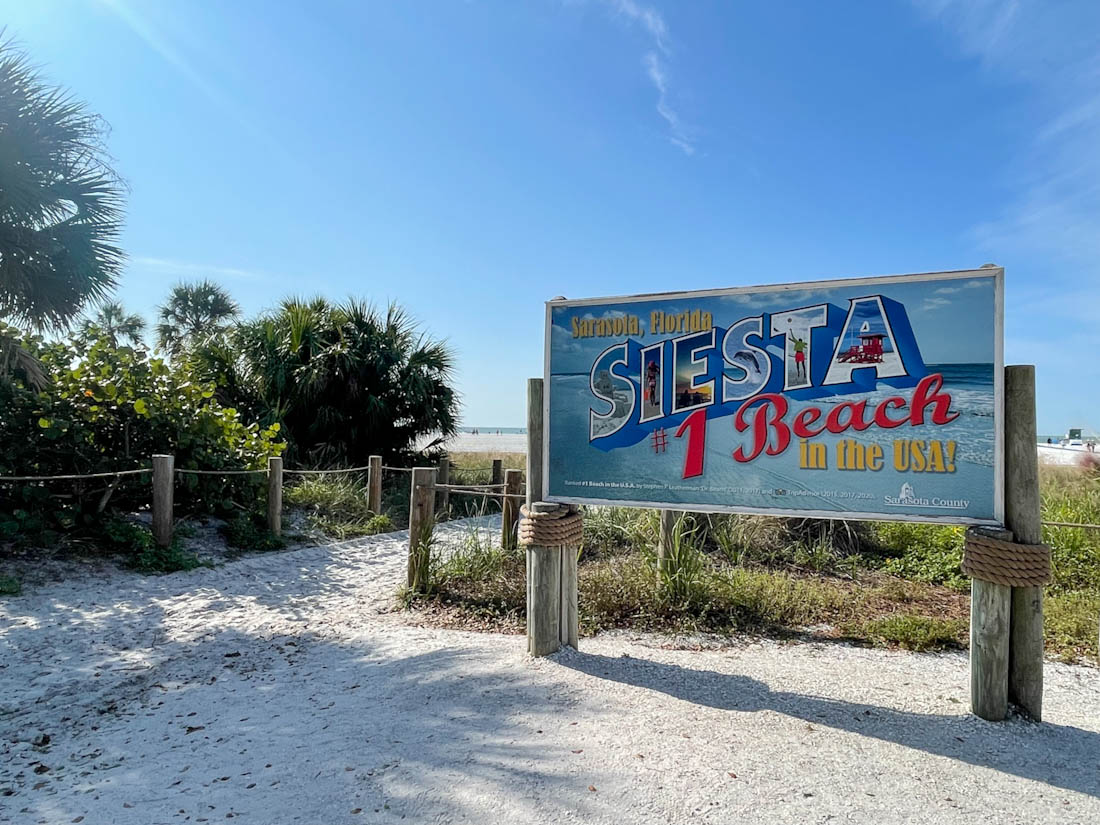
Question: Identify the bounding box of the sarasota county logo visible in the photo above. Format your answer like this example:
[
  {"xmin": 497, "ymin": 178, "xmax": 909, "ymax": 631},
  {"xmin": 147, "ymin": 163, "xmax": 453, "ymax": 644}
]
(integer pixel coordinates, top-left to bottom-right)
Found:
[{"xmin": 883, "ymin": 483, "xmax": 969, "ymax": 510}]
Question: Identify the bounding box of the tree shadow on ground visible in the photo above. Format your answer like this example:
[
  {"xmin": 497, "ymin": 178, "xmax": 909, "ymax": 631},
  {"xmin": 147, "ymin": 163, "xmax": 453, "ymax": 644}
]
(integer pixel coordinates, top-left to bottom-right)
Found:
[{"xmin": 557, "ymin": 649, "xmax": 1100, "ymax": 799}]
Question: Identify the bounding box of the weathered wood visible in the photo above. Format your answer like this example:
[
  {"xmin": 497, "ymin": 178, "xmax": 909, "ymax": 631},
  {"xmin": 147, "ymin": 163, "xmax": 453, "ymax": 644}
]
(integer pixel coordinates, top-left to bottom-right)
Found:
[
  {"xmin": 971, "ymin": 574, "xmax": 1012, "ymax": 721},
  {"xmin": 527, "ymin": 545, "xmax": 562, "ymax": 656},
  {"xmin": 407, "ymin": 467, "xmax": 436, "ymax": 592},
  {"xmin": 368, "ymin": 455, "xmax": 382, "ymax": 514},
  {"xmin": 526, "ymin": 378, "xmax": 544, "ymax": 507},
  {"xmin": 267, "ymin": 456, "xmax": 283, "ymax": 537},
  {"xmin": 152, "ymin": 454, "xmax": 174, "ymax": 548},
  {"xmin": 501, "ymin": 469, "xmax": 522, "ymax": 551},
  {"xmin": 658, "ymin": 509, "xmax": 677, "ymax": 578},
  {"xmin": 560, "ymin": 544, "xmax": 579, "ymax": 649},
  {"xmin": 436, "ymin": 456, "xmax": 450, "ymax": 514},
  {"xmin": 491, "ymin": 459, "xmax": 502, "ymax": 487},
  {"xmin": 1005, "ymin": 364, "xmax": 1044, "ymax": 720}
]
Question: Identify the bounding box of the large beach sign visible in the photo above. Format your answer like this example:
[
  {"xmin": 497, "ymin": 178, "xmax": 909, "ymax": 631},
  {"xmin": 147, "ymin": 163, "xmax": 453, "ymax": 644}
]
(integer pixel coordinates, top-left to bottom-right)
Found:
[{"xmin": 544, "ymin": 268, "xmax": 1004, "ymax": 524}]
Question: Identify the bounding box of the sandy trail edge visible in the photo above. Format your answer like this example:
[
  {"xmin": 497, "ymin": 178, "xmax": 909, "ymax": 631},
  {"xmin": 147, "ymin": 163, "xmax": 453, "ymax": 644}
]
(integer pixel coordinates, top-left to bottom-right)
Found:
[{"xmin": 2, "ymin": 518, "xmax": 1098, "ymax": 825}]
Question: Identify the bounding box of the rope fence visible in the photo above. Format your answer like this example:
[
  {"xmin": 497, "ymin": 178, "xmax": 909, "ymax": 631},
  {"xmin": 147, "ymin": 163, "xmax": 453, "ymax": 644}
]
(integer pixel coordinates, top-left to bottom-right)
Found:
[
  {"xmin": 283, "ymin": 464, "xmax": 372, "ymax": 476},
  {"xmin": 3, "ymin": 461, "xmax": 1100, "ymax": 534},
  {"xmin": 0, "ymin": 468, "xmax": 151, "ymax": 482},
  {"xmin": 176, "ymin": 468, "xmax": 266, "ymax": 476}
]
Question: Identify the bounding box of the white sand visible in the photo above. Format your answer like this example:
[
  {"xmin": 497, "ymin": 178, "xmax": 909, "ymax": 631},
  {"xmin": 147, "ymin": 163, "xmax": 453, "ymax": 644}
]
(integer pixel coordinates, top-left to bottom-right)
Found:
[
  {"xmin": 1038, "ymin": 443, "xmax": 1094, "ymax": 467},
  {"xmin": 421, "ymin": 432, "xmax": 527, "ymax": 454},
  {"xmin": 2, "ymin": 518, "xmax": 1099, "ymax": 824}
]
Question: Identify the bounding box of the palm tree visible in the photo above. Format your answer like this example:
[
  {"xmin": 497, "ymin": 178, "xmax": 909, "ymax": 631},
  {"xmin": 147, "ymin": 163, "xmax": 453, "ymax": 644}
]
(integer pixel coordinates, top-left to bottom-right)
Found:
[
  {"xmin": 0, "ymin": 35, "xmax": 125, "ymax": 331},
  {"xmin": 79, "ymin": 300, "xmax": 146, "ymax": 347},
  {"xmin": 156, "ymin": 279, "xmax": 240, "ymax": 357},
  {"xmin": 192, "ymin": 297, "xmax": 458, "ymax": 465}
]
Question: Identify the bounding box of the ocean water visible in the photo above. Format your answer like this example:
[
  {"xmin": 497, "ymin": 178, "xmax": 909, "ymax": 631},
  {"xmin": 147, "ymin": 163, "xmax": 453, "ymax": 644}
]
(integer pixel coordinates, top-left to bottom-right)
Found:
[{"xmin": 547, "ymin": 363, "xmax": 997, "ymax": 521}]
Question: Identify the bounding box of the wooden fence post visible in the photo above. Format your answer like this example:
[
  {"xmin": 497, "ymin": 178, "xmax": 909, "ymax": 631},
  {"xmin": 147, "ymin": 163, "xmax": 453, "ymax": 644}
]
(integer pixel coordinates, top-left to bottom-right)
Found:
[
  {"xmin": 1006, "ymin": 365, "xmax": 1044, "ymax": 720},
  {"xmin": 502, "ymin": 469, "xmax": 522, "ymax": 551},
  {"xmin": 526, "ymin": 378, "xmax": 544, "ymax": 509},
  {"xmin": 970, "ymin": 526, "xmax": 1013, "ymax": 721},
  {"xmin": 267, "ymin": 456, "xmax": 283, "ymax": 537},
  {"xmin": 491, "ymin": 458, "xmax": 502, "ymax": 488},
  {"xmin": 368, "ymin": 455, "xmax": 382, "ymax": 514},
  {"xmin": 527, "ymin": 502, "xmax": 562, "ymax": 656},
  {"xmin": 523, "ymin": 376, "xmax": 578, "ymax": 654},
  {"xmin": 407, "ymin": 467, "xmax": 436, "ymax": 592},
  {"xmin": 436, "ymin": 456, "xmax": 450, "ymax": 515},
  {"xmin": 152, "ymin": 454, "xmax": 174, "ymax": 548}
]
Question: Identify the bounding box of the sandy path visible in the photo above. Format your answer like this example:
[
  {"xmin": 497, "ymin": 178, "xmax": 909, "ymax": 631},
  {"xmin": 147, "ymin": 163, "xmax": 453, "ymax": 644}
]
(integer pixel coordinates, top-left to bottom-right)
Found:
[{"xmin": 2, "ymin": 519, "xmax": 1098, "ymax": 824}]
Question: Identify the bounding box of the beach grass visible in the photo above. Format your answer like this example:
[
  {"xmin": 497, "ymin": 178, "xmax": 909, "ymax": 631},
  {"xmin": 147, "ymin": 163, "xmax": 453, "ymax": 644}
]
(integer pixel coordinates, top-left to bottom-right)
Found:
[
  {"xmin": 410, "ymin": 464, "xmax": 1100, "ymax": 662},
  {"xmin": 285, "ymin": 474, "xmax": 397, "ymax": 538}
]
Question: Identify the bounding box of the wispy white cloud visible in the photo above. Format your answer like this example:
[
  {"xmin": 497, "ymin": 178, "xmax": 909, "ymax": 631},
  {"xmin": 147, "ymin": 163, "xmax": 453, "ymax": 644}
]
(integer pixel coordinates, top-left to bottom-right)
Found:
[
  {"xmin": 131, "ymin": 256, "xmax": 269, "ymax": 282},
  {"xmin": 97, "ymin": 0, "xmax": 290, "ymax": 164},
  {"xmin": 606, "ymin": 0, "xmax": 670, "ymax": 54},
  {"xmin": 601, "ymin": 1, "xmax": 696, "ymax": 154}
]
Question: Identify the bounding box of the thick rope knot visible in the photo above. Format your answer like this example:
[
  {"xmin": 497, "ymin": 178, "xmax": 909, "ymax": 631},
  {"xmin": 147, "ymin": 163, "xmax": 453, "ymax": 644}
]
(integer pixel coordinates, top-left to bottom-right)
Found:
[
  {"xmin": 962, "ymin": 527, "xmax": 1051, "ymax": 587},
  {"xmin": 518, "ymin": 503, "xmax": 584, "ymax": 547}
]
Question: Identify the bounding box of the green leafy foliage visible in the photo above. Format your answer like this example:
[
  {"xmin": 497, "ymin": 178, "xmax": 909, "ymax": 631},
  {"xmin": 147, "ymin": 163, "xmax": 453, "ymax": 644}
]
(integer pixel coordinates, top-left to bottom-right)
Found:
[
  {"xmin": 100, "ymin": 517, "xmax": 204, "ymax": 574},
  {"xmin": 861, "ymin": 614, "xmax": 966, "ymax": 652},
  {"xmin": 0, "ymin": 328, "xmax": 284, "ymax": 540},
  {"xmin": 284, "ymin": 475, "xmax": 396, "ymax": 538},
  {"xmin": 190, "ymin": 298, "xmax": 457, "ymax": 467},
  {"xmin": 0, "ymin": 573, "xmax": 20, "ymax": 595},
  {"xmin": 872, "ymin": 522, "xmax": 969, "ymax": 590},
  {"xmin": 156, "ymin": 280, "xmax": 240, "ymax": 358},
  {"xmin": 223, "ymin": 512, "xmax": 285, "ymax": 552},
  {"xmin": 0, "ymin": 36, "xmax": 125, "ymax": 332}
]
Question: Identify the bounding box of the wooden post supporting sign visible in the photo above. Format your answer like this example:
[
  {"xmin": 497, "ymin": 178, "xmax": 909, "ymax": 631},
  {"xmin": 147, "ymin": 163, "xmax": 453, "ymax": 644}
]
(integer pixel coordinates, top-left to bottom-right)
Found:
[
  {"xmin": 525, "ymin": 376, "xmax": 580, "ymax": 656},
  {"xmin": 1005, "ymin": 365, "xmax": 1044, "ymax": 720},
  {"xmin": 970, "ymin": 364, "xmax": 1045, "ymax": 722}
]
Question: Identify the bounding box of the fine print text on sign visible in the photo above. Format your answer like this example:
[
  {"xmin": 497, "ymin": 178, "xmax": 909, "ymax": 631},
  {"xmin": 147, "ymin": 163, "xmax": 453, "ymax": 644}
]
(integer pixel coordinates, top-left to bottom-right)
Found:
[{"xmin": 544, "ymin": 268, "xmax": 1004, "ymax": 524}]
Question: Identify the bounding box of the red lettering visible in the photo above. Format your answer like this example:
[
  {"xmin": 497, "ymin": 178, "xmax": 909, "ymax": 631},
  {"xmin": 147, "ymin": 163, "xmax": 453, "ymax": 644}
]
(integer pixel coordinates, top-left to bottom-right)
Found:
[
  {"xmin": 793, "ymin": 406, "xmax": 824, "ymax": 438},
  {"xmin": 725, "ymin": 374, "xmax": 957, "ymax": 464},
  {"xmin": 874, "ymin": 396, "xmax": 909, "ymax": 429},
  {"xmin": 909, "ymin": 373, "xmax": 959, "ymax": 426},
  {"xmin": 733, "ymin": 394, "xmax": 790, "ymax": 463},
  {"xmin": 825, "ymin": 401, "xmax": 872, "ymax": 434}
]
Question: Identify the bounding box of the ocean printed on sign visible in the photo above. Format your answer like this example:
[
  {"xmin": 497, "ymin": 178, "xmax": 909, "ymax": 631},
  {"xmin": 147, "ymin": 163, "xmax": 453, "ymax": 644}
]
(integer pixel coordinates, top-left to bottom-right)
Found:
[{"xmin": 545, "ymin": 270, "xmax": 1003, "ymax": 524}]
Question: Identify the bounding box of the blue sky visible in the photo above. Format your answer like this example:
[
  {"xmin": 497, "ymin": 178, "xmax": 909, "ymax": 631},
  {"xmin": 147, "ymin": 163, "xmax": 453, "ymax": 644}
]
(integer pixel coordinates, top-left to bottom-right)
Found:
[{"xmin": 3, "ymin": 0, "xmax": 1098, "ymax": 433}]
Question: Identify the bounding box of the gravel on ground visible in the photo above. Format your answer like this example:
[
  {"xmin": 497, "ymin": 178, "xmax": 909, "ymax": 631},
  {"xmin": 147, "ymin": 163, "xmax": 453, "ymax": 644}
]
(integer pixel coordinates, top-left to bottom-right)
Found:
[{"xmin": 2, "ymin": 517, "xmax": 1098, "ymax": 824}]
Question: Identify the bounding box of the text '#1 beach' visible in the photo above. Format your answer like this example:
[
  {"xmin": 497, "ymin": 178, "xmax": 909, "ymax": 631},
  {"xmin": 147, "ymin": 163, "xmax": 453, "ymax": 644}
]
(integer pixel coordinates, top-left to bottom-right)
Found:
[{"xmin": 544, "ymin": 268, "xmax": 1004, "ymax": 525}]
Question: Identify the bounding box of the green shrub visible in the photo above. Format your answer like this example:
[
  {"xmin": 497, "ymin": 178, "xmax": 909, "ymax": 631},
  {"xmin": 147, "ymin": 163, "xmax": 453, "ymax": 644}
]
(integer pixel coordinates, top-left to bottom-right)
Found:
[
  {"xmin": 1045, "ymin": 591, "xmax": 1100, "ymax": 662},
  {"xmin": 285, "ymin": 475, "xmax": 396, "ymax": 538},
  {"xmin": 872, "ymin": 522, "xmax": 968, "ymax": 590},
  {"xmin": 101, "ymin": 517, "xmax": 205, "ymax": 574},
  {"xmin": 861, "ymin": 613, "xmax": 965, "ymax": 651},
  {"xmin": 0, "ymin": 329, "xmax": 283, "ymax": 540},
  {"xmin": 0, "ymin": 574, "xmax": 21, "ymax": 596},
  {"xmin": 223, "ymin": 513, "xmax": 285, "ymax": 552}
]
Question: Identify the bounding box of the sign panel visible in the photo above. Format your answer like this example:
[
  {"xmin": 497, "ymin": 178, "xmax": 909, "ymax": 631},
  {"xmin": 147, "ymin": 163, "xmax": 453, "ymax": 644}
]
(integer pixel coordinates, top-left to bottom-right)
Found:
[{"xmin": 544, "ymin": 268, "xmax": 1004, "ymax": 524}]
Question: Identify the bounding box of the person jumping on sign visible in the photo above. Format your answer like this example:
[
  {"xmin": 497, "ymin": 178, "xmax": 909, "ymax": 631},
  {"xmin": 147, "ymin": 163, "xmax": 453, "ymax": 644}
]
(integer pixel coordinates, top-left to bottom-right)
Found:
[{"xmin": 793, "ymin": 336, "xmax": 807, "ymax": 381}]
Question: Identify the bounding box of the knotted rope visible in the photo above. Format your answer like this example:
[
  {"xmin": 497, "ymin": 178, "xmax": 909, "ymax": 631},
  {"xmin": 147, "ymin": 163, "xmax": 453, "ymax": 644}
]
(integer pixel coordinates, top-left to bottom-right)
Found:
[
  {"xmin": 518, "ymin": 503, "xmax": 584, "ymax": 547},
  {"xmin": 962, "ymin": 527, "xmax": 1051, "ymax": 587}
]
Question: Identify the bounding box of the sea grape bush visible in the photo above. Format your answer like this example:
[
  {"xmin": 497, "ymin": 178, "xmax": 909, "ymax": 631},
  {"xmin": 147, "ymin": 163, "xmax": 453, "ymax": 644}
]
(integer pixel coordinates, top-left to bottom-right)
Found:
[{"xmin": 0, "ymin": 327, "xmax": 284, "ymax": 539}]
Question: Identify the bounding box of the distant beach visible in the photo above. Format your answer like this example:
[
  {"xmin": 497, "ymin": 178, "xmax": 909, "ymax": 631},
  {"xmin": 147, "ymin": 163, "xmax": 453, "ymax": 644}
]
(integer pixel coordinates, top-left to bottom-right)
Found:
[{"xmin": 421, "ymin": 429, "xmax": 527, "ymax": 454}]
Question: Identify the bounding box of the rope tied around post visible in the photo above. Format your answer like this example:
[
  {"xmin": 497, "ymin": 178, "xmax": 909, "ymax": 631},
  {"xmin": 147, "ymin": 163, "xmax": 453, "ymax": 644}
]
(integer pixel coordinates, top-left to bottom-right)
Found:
[
  {"xmin": 518, "ymin": 502, "xmax": 583, "ymax": 547},
  {"xmin": 963, "ymin": 527, "xmax": 1051, "ymax": 587}
]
